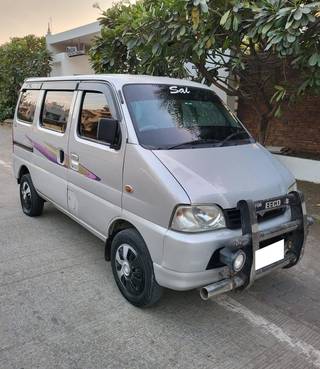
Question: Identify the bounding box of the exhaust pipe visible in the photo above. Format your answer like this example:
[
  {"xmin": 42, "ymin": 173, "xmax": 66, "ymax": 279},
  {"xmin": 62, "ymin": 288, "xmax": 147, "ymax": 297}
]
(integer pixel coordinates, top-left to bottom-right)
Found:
[{"xmin": 200, "ymin": 276, "xmax": 244, "ymax": 301}]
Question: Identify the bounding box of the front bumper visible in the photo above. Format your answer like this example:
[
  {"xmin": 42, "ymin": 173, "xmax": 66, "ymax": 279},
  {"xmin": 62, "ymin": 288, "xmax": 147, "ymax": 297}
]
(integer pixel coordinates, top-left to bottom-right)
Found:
[
  {"xmin": 200, "ymin": 190, "xmax": 313, "ymax": 299},
  {"xmin": 154, "ymin": 191, "xmax": 312, "ymax": 292},
  {"xmin": 154, "ymin": 263, "xmax": 230, "ymax": 291}
]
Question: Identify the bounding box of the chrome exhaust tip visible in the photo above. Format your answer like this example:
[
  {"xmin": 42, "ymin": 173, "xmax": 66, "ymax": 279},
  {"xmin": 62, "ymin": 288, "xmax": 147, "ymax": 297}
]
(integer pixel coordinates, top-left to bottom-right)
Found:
[
  {"xmin": 199, "ymin": 286, "xmax": 210, "ymax": 301},
  {"xmin": 200, "ymin": 277, "xmax": 245, "ymax": 301}
]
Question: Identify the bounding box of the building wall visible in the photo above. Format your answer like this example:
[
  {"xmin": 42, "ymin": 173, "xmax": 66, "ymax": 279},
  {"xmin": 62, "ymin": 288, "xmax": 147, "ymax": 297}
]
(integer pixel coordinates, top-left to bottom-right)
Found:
[
  {"xmin": 238, "ymin": 94, "xmax": 320, "ymax": 156},
  {"xmin": 46, "ymin": 21, "xmax": 100, "ymax": 77},
  {"xmin": 50, "ymin": 53, "xmax": 95, "ymax": 76}
]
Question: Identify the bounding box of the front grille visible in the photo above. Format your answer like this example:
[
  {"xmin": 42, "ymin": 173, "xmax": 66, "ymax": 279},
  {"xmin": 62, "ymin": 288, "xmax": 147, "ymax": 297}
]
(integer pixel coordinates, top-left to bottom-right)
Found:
[{"xmin": 224, "ymin": 207, "xmax": 286, "ymax": 230}]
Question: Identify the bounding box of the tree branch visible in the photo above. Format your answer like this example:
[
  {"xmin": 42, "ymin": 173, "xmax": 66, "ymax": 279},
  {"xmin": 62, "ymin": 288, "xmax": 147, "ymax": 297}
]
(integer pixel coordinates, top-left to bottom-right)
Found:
[{"xmin": 196, "ymin": 62, "xmax": 239, "ymax": 96}]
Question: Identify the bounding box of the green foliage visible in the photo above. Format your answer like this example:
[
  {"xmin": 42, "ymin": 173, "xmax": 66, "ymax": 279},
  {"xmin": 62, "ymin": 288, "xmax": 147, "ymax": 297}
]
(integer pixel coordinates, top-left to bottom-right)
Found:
[
  {"xmin": 91, "ymin": 0, "xmax": 320, "ymax": 143},
  {"xmin": 249, "ymin": 1, "xmax": 320, "ymax": 96},
  {"xmin": 0, "ymin": 35, "xmax": 51, "ymax": 121}
]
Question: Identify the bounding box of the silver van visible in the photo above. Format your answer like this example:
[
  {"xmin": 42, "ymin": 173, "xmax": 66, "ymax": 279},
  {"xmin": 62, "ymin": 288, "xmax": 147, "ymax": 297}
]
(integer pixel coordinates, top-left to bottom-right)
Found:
[{"xmin": 12, "ymin": 75, "xmax": 311, "ymax": 307}]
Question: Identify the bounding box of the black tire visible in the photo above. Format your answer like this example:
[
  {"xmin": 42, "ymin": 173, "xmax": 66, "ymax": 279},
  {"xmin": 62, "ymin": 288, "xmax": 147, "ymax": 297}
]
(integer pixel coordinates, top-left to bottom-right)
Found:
[
  {"xmin": 20, "ymin": 174, "xmax": 44, "ymax": 217},
  {"xmin": 111, "ymin": 228, "xmax": 163, "ymax": 307}
]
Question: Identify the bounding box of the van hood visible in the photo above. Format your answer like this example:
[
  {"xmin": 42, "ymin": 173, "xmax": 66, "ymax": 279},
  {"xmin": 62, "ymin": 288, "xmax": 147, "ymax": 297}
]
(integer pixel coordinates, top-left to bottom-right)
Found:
[{"xmin": 153, "ymin": 143, "xmax": 294, "ymax": 209}]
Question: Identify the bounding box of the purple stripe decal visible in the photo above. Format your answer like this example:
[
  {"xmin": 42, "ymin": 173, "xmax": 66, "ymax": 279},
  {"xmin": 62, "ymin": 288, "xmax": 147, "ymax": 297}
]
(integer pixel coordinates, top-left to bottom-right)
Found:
[
  {"xmin": 26, "ymin": 136, "xmax": 101, "ymax": 181},
  {"xmin": 78, "ymin": 163, "xmax": 101, "ymax": 181},
  {"xmin": 27, "ymin": 136, "xmax": 58, "ymax": 164}
]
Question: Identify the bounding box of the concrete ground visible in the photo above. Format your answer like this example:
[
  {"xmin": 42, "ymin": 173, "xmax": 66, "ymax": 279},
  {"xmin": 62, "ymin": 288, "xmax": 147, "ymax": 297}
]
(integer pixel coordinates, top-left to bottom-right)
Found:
[{"xmin": 1, "ymin": 124, "xmax": 320, "ymax": 369}]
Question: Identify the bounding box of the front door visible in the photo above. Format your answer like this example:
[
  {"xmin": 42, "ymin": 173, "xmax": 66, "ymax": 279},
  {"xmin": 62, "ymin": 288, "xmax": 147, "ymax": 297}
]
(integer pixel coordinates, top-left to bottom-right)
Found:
[{"xmin": 67, "ymin": 82, "xmax": 125, "ymax": 237}]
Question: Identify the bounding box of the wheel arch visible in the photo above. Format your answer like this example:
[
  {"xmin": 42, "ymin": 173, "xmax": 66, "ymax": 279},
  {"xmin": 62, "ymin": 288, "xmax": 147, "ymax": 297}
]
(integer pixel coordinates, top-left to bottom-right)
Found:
[
  {"xmin": 105, "ymin": 219, "xmax": 139, "ymax": 261},
  {"xmin": 17, "ymin": 165, "xmax": 30, "ymax": 184}
]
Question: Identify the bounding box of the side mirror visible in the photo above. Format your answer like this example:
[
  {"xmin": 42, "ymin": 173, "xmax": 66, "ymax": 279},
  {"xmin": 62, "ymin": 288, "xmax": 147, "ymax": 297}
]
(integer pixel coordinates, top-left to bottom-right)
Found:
[{"xmin": 97, "ymin": 118, "xmax": 121, "ymax": 149}]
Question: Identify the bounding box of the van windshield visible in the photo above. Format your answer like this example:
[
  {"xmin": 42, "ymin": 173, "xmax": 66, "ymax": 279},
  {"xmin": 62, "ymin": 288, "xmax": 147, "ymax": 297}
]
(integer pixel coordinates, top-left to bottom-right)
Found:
[{"xmin": 123, "ymin": 84, "xmax": 253, "ymax": 150}]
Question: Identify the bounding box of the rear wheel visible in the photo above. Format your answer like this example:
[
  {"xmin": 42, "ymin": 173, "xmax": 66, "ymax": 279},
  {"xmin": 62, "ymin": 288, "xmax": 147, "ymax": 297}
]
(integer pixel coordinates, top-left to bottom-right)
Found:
[
  {"xmin": 20, "ymin": 174, "xmax": 44, "ymax": 216},
  {"xmin": 111, "ymin": 229, "xmax": 162, "ymax": 307}
]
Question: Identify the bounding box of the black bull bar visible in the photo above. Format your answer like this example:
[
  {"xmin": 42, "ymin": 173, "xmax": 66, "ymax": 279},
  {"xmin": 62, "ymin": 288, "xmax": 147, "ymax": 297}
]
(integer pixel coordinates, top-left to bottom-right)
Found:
[{"xmin": 200, "ymin": 190, "xmax": 314, "ymax": 300}]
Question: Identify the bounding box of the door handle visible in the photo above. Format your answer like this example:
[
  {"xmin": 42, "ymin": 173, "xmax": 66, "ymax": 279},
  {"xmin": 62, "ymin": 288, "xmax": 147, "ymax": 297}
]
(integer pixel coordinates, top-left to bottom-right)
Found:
[
  {"xmin": 70, "ymin": 153, "xmax": 79, "ymax": 171},
  {"xmin": 57, "ymin": 149, "xmax": 65, "ymax": 165}
]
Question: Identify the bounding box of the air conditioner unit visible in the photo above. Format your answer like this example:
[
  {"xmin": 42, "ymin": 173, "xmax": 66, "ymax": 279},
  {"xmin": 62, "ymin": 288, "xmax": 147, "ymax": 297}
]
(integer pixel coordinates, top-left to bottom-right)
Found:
[{"xmin": 66, "ymin": 45, "xmax": 85, "ymax": 57}]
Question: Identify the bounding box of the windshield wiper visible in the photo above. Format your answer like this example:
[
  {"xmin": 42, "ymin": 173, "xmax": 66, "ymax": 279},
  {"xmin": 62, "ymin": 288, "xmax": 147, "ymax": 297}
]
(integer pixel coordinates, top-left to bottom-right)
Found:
[
  {"xmin": 217, "ymin": 131, "xmax": 248, "ymax": 147},
  {"xmin": 167, "ymin": 139, "xmax": 220, "ymax": 150}
]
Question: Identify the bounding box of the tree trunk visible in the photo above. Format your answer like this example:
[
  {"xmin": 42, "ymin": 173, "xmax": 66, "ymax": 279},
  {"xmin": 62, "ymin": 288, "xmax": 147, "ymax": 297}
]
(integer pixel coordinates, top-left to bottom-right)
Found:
[{"xmin": 258, "ymin": 115, "xmax": 270, "ymax": 145}]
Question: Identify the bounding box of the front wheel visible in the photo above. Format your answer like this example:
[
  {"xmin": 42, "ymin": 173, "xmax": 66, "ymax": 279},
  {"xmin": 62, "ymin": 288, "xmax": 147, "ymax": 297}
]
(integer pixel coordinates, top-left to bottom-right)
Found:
[
  {"xmin": 20, "ymin": 174, "xmax": 44, "ymax": 216},
  {"xmin": 111, "ymin": 229, "xmax": 162, "ymax": 307}
]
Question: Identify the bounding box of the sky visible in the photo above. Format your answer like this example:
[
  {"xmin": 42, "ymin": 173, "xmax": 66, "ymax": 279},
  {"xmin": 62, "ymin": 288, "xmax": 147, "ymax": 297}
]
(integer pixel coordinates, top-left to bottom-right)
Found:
[{"xmin": 0, "ymin": 0, "xmax": 115, "ymax": 45}]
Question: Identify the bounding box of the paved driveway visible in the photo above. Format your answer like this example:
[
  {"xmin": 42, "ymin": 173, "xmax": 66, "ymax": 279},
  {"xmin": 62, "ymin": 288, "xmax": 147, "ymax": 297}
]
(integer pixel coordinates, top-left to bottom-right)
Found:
[{"xmin": 1, "ymin": 124, "xmax": 320, "ymax": 369}]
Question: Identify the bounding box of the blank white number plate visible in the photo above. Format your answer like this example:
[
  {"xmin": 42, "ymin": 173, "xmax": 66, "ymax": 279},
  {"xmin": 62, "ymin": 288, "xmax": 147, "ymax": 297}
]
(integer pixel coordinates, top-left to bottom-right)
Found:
[{"xmin": 255, "ymin": 239, "xmax": 284, "ymax": 270}]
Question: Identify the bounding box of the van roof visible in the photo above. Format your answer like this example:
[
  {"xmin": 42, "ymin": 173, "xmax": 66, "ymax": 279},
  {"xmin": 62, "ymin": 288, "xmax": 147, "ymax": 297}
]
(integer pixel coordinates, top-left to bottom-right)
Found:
[{"xmin": 24, "ymin": 74, "xmax": 213, "ymax": 90}]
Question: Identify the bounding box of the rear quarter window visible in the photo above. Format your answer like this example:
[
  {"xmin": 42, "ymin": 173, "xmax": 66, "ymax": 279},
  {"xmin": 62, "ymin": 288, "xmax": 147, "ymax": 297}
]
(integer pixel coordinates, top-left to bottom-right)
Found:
[
  {"xmin": 17, "ymin": 90, "xmax": 40, "ymax": 124},
  {"xmin": 41, "ymin": 91, "xmax": 74, "ymax": 133}
]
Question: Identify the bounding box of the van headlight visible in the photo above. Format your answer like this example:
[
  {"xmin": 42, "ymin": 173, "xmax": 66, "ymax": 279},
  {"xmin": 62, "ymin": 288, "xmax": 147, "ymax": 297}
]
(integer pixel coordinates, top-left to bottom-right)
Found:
[
  {"xmin": 170, "ymin": 205, "xmax": 226, "ymax": 232},
  {"xmin": 288, "ymin": 182, "xmax": 297, "ymax": 192}
]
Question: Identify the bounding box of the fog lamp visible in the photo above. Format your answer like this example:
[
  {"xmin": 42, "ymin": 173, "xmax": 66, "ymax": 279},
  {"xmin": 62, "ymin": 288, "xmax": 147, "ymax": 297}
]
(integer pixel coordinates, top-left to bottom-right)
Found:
[
  {"xmin": 233, "ymin": 251, "xmax": 246, "ymax": 272},
  {"xmin": 219, "ymin": 248, "xmax": 246, "ymax": 273}
]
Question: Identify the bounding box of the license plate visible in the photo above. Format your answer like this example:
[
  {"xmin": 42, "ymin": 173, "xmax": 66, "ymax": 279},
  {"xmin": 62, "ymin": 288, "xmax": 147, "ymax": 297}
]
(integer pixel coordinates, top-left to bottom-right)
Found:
[{"xmin": 255, "ymin": 239, "xmax": 284, "ymax": 270}]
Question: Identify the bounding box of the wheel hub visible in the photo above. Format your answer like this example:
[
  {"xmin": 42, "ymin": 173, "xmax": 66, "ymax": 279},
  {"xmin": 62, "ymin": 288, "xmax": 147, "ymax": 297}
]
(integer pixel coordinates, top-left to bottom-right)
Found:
[
  {"xmin": 21, "ymin": 182, "xmax": 31, "ymax": 201},
  {"xmin": 21, "ymin": 181, "xmax": 32, "ymax": 211},
  {"xmin": 122, "ymin": 261, "xmax": 131, "ymax": 277}
]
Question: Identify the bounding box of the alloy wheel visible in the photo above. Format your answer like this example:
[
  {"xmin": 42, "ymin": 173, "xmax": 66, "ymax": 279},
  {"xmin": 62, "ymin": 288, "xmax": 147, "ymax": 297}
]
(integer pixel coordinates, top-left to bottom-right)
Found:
[
  {"xmin": 21, "ymin": 182, "xmax": 32, "ymax": 211},
  {"xmin": 115, "ymin": 243, "xmax": 145, "ymax": 295}
]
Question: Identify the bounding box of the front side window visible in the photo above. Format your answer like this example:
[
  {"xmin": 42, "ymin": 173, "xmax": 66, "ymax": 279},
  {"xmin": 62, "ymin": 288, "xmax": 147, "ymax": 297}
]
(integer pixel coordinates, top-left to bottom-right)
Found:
[
  {"xmin": 123, "ymin": 84, "xmax": 253, "ymax": 150},
  {"xmin": 41, "ymin": 91, "xmax": 74, "ymax": 133},
  {"xmin": 79, "ymin": 92, "xmax": 113, "ymax": 141},
  {"xmin": 17, "ymin": 90, "xmax": 40, "ymax": 123}
]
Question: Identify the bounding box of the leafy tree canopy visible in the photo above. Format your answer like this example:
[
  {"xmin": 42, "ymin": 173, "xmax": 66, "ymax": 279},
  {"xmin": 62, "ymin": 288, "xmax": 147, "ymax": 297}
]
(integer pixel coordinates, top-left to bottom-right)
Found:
[
  {"xmin": 90, "ymin": 0, "xmax": 320, "ymax": 143},
  {"xmin": 0, "ymin": 35, "xmax": 51, "ymax": 121}
]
